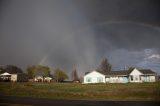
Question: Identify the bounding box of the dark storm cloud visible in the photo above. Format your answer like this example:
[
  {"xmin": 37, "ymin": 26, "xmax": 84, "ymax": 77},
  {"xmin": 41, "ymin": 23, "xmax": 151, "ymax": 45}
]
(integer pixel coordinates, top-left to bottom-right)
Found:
[
  {"xmin": 94, "ymin": 22, "xmax": 160, "ymax": 50},
  {"xmin": 0, "ymin": 0, "xmax": 98, "ymax": 75},
  {"xmin": 1, "ymin": 0, "xmax": 160, "ymax": 76},
  {"xmin": 73, "ymin": 0, "xmax": 160, "ymax": 74},
  {"xmin": 75, "ymin": 0, "xmax": 160, "ymax": 26}
]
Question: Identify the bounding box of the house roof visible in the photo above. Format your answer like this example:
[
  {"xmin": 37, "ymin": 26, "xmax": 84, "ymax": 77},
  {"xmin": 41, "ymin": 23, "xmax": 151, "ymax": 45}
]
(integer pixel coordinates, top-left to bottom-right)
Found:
[
  {"xmin": 84, "ymin": 70, "xmax": 106, "ymax": 76},
  {"xmin": 106, "ymin": 70, "xmax": 129, "ymax": 76},
  {"xmin": 85, "ymin": 72, "xmax": 90, "ymax": 75},
  {"xmin": 97, "ymin": 70, "xmax": 129, "ymax": 76},
  {"xmin": 138, "ymin": 69, "xmax": 156, "ymax": 75},
  {"xmin": 0, "ymin": 72, "xmax": 11, "ymax": 76},
  {"xmin": 85, "ymin": 68, "xmax": 156, "ymax": 76}
]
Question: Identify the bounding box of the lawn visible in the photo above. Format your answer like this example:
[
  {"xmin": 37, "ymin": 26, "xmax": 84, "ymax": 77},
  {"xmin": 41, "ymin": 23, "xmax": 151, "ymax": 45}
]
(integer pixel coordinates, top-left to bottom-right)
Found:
[{"xmin": 0, "ymin": 82, "xmax": 160, "ymax": 101}]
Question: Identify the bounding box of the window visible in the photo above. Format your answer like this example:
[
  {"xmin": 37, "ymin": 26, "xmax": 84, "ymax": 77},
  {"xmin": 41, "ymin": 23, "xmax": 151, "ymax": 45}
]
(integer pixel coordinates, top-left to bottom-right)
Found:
[
  {"xmin": 86, "ymin": 77, "xmax": 91, "ymax": 82},
  {"xmin": 97, "ymin": 77, "xmax": 103, "ymax": 82},
  {"xmin": 131, "ymin": 76, "xmax": 133, "ymax": 81}
]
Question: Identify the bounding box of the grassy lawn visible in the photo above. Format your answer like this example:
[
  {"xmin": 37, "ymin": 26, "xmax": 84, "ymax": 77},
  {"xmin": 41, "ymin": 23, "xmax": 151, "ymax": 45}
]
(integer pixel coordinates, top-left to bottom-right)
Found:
[{"xmin": 0, "ymin": 82, "xmax": 160, "ymax": 101}]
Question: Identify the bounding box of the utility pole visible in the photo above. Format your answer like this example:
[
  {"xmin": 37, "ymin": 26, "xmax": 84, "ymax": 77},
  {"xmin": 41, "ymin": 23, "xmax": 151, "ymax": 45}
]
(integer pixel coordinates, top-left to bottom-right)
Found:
[{"xmin": 124, "ymin": 65, "xmax": 127, "ymax": 70}]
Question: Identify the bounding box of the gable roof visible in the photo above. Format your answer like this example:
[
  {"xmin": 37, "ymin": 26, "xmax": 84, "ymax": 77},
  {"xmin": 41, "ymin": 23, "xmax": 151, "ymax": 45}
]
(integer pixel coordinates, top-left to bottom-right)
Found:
[
  {"xmin": 84, "ymin": 70, "xmax": 105, "ymax": 76},
  {"xmin": 85, "ymin": 72, "xmax": 90, "ymax": 75},
  {"xmin": 1, "ymin": 72, "xmax": 11, "ymax": 76},
  {"xmin": 127, "ymin": 68, "xmax": 157, "ymax": 75}
]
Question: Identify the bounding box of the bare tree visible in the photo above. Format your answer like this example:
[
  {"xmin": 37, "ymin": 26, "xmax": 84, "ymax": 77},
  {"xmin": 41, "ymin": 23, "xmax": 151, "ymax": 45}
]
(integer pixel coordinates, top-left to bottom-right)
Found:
[
  {"xmin": 71, "ymin": 68, "xmax": 79, "ymax": 82},
  {"xmin": 98, "ymin": 58, "xmax": 112, "ymax": 73}
]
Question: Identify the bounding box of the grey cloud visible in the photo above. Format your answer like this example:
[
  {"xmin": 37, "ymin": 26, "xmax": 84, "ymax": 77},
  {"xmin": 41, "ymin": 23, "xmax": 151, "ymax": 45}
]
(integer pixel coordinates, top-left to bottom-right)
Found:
[
  {"xmin": 0, "ymin": 0, "xmax": 98, "ymax": 76},
  {"xmin": 75, "ymin": 0, "xmax": 160, "ymax": 26},
  {"xmin": 1, "ymin": 0, "xmax": 160, "ymax": 76}
]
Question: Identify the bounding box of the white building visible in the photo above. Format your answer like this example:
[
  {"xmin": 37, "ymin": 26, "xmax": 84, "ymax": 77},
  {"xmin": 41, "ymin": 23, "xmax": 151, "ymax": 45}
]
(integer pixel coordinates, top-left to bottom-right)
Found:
[
  {"xmin": 83, "ymin": 68, "xmax": 157, "ymax": 84},
  {"xmin": 0, "ymin": 72, "xmax": 28, "ymax": 82},
  {"xmin": 84, "ymin": 70, "xmax": 106, "ymax": 84},
  {"xmin": 129, "ymin": 68, "xmax": 156, "ymax": 83}
]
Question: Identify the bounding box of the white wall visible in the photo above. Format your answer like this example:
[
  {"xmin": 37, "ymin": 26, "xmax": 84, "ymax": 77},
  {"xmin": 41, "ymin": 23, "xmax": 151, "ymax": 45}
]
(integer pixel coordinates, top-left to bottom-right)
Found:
[
  {"xmin": 141, "ymin": 75, "xmax": 156, "ymax": 82},
  {"xmin": 11, "ymin": 74, "xmax": 17, "ymax": 82},
  {"xmin": 106, "ymin": 77, "xmax": 119, "ymax": 83},
  {"xmin": 129, "ymin": 68, "xmax": 142, "ymax": 82},
  {"xmin": 130, "ymin": 68, "xmax": 143, "ymax": 76},
  {"xmin": 106, "ymin": 76, "xmax": 128, "ymax": 83},
  {"xmin": 150, "ymin": 76, "xmax": 156, "ymax": 82},
  {"xmin": 84, "ymin": 71, "xmax": 105, "ymax": 84}
]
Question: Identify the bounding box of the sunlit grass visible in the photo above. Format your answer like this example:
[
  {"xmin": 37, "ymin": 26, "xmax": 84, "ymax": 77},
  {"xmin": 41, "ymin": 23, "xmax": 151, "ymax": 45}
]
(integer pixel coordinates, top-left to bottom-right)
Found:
[{"xmin": 0, "ymin": 82, "xmax": 160, "ymax": 101}]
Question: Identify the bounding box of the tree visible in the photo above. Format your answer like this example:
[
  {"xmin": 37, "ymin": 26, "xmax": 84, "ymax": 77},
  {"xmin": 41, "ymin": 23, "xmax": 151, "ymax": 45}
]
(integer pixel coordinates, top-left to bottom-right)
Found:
[
  {"xmin": 98, "ymin": 58, "xmax": 112, "ymax": 73},
  {"xmin": 54, "ymin": 68, "xmax": 68, "ymax": 82},
  {"xmin": 26, "ymin": 66, "xmax": 36, "ymax": 79},
  {"xmin": 71, "ymin": 68, "xmax": 79, "ymax": 82},
  {"xmin": 36, "ymin": 66, "xmax": 50, "ymax": 77},
  {"xmin": 128, "ymin": 67, "xmax": 135, "ymax": 71},
  {"xmin": 26, "ymin": 65, "xmax": 50, "ymax": 79},
  {"xmin": 0, "ymin": 65, "xmax": 23, "ymax": 74}
]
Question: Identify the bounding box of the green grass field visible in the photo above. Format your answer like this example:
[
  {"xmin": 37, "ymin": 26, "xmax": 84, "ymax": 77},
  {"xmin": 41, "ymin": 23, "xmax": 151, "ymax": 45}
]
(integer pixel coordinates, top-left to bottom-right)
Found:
[{"xmin": 0, "ymin": 82, "xmax": 160, "ymax": 101}]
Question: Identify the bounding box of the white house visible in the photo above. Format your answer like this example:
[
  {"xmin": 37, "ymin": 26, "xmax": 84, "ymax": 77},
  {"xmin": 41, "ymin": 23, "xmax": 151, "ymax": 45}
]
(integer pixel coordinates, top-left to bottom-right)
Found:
[
  {"xmin": 0, "ymin": 72, "xmax": 11, "ymax": 81},
  {"xmin": 34, "ymin": 76, "xmax": 52, "ymax": 82},
  {"xmin": 0, "ymin": 72, "xmax": 17, "ymax": 82},
  {"xmin": 34, "ymin": 76, "xmax": 44, "ymax": 82},
  {"xmin": 44, "ymin": 77, "xmax": 52, "ymax": 82},
  {"xmin": 83, "ymin": 68, "xmax": 157, "ymax": 84},
  {"xmin": 129, "ymin": 68, "xmax": 156, "ymax": 83},
  {"xmin": 0, "ymin": 72, "xmax": 28, "ymax": 82},
  {"xmin": 84, "ymin": 70, "xmax": 106, "ymax": 84}
]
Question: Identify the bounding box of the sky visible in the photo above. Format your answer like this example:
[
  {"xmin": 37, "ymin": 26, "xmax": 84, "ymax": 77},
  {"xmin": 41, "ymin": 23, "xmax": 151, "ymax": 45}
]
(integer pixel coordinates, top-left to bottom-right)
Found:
[{"xmin": 1, "ymin": 0, "xmax": 160, "ymax": 76}]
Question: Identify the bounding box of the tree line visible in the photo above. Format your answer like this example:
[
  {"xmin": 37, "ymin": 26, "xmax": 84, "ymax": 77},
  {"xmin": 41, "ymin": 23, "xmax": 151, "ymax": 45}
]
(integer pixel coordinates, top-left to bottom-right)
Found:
[
  {"xmin": 0, "ymin": 65, "xmax": 79, "ymax": 82},
  {"xmin": 0, "ymin": 58, "xmax": 112, "ymax": 82}
]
